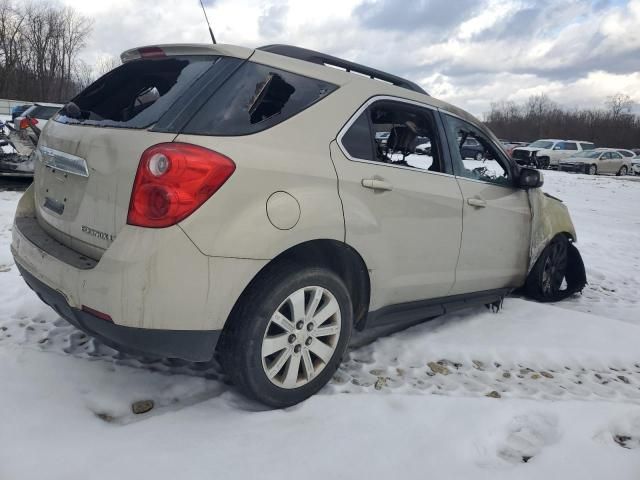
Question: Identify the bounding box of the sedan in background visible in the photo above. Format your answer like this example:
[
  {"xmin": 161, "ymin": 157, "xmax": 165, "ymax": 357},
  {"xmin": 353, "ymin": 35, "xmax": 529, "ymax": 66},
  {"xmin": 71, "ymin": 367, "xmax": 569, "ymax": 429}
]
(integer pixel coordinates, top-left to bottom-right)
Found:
[{"xmin": 559, "ymin": 148, "xmax": 631, "ymax": 176}]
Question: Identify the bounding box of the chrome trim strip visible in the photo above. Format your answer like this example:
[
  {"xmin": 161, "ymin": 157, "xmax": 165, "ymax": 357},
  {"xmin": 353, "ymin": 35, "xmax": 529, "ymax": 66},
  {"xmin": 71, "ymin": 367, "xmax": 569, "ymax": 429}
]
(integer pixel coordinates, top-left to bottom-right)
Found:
[{"xmin": 36, "ymin": 146, "xmax": 89, "ymax": 178}]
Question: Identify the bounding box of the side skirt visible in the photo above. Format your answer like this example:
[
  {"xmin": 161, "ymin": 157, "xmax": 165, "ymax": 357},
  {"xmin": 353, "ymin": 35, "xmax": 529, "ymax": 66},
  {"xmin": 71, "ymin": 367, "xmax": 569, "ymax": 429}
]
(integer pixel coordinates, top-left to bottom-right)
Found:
[{"xmin": 364, "ymin": 288, "xmax": 512, "ymax": 329}]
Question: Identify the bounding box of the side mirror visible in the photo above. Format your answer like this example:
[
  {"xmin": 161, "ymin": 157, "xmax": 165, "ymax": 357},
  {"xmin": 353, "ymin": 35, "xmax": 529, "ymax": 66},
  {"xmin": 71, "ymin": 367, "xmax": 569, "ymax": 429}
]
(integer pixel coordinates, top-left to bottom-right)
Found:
[{"xmin": 519, "ymin": 167, "xmax": 544, "ymax": 189}]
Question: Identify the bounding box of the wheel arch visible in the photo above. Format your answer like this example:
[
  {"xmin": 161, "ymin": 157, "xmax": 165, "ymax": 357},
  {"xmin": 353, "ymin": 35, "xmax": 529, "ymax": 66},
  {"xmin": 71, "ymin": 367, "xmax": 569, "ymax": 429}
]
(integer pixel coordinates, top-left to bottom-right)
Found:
[{"xmin": 226, "ymin": 239, "xmax": 371, "ymax": 331}]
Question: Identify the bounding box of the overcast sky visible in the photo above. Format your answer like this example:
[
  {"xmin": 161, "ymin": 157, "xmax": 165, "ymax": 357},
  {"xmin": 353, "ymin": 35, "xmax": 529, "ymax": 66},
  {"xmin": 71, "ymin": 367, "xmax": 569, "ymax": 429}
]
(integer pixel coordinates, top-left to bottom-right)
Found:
[{"xmin": 55, "ymin": 0, "xmax": 639, "ymax": 117}]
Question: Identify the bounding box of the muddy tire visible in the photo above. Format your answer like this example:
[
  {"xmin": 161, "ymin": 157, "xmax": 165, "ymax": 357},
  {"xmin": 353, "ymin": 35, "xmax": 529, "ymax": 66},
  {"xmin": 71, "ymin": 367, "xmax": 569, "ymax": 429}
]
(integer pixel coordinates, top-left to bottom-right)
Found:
[{"xmin": 219, "ymin": 262, "xmax": 353, "ymax": 408}]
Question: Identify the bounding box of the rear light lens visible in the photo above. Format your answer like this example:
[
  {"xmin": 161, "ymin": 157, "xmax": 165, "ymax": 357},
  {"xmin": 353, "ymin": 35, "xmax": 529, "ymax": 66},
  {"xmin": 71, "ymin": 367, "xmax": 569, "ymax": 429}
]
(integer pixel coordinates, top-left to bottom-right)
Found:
[
  {"xmin": 138, "ymin": 46, "xmax": 166, "ymax": 58},
  {"xmin": 19, "ymin": 117, "xmax": 38, "ymax": 129},
  {"xmin": 127, "ymin": 143, "xmax": 235, "ymax": 228}
]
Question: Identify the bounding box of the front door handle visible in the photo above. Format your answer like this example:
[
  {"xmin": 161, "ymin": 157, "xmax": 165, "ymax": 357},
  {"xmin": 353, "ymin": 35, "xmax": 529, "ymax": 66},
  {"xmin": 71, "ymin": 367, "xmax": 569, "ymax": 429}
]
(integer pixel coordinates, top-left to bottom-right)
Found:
[
  {"xmin": 467, "ymin": 197, "xmax": 487, "ymax": 208},
  {"xmin": 361, "ymin": 178, "xmax": 393, "ymax": 191}
]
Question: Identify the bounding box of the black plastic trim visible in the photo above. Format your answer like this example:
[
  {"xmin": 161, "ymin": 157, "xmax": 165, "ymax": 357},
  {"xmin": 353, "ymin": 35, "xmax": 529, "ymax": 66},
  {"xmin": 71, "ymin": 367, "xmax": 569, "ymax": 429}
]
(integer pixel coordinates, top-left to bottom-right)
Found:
[
  {"xmin": 365, "ymin": 288, "xmax": 511, "ymax": 329},
  {"xmin": 258, "ymin": 44, "xmax": 428, "ymax": 95},
  {"xmin": 16, "ymin": 264, "xmax": 220, "ymax": 361}
]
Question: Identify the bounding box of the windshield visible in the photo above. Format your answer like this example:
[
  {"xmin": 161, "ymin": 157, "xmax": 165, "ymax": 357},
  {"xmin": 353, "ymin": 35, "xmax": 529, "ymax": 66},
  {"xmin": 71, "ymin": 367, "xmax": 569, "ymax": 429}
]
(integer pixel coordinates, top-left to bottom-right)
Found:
[{"xmin": 528, "ymin": 140, "xmax": 554, "ymax": 149}]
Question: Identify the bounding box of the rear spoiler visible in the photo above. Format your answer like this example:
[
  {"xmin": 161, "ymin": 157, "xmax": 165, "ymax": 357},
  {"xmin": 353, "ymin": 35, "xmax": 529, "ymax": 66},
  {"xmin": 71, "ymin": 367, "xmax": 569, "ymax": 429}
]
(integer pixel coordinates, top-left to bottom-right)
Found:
[{"xmin": 120, "ymin": 44, "xmax": 253, "ymax": 63}]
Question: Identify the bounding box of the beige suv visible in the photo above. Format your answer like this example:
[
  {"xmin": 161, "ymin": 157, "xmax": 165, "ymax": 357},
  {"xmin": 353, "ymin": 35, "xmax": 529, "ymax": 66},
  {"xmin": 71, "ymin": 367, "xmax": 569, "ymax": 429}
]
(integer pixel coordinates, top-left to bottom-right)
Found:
[{"xmin": 11, "ymin": 43, "xmax": 586, "ymax": 407}]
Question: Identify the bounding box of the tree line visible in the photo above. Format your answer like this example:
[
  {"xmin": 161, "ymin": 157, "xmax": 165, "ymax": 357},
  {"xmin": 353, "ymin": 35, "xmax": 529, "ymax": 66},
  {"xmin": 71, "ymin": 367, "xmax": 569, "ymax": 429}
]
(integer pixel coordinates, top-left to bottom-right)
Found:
[
  {"xmin": 0, "ymin": 0, "xmax": 92, "ymax": 103},
  {"xmin": 484, "ymin": 93, "xmax": 640, "ymax": 149}
]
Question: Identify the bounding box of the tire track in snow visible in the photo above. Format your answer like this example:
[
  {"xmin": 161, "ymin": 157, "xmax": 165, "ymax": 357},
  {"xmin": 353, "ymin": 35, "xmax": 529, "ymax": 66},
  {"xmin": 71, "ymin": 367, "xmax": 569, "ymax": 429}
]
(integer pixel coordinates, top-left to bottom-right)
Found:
[{"xmin": 329, "ymin": 355, "xmax": 640, "ymax": 405}]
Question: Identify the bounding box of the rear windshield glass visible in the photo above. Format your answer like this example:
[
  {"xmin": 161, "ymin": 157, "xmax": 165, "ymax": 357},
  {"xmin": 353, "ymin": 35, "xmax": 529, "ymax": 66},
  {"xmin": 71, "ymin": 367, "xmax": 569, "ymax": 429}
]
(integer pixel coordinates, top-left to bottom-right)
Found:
[
  {"xmin": 54, "ymin": 56, "xmax": 218, "ymax": 129},
  {"xmin": 26, "ymin": 105, "xmax": 61, "ymax": 119},
  {"xmin": 181, "ymin": 62, "xmax": 337, "ymax": 136}
]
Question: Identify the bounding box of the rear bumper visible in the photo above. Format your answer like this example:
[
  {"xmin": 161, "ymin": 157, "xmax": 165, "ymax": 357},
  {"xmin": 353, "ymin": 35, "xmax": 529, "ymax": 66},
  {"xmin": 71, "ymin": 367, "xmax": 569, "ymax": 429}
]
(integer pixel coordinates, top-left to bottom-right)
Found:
[
  {"xmin": 17, "ymin": 263, "xmax": 220, "ymax": 361},
  {"xmin": 11, "ymin": 185, "xmax": 268, "ymax": 350}
]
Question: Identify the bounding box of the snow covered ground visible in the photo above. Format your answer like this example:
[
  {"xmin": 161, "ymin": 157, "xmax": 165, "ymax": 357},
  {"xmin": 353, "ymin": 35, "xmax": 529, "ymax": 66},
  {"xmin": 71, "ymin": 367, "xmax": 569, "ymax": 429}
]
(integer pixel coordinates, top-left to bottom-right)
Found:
[{"xmin": 1, "ymin": 170, "xmax": 640, "ymax": 479}]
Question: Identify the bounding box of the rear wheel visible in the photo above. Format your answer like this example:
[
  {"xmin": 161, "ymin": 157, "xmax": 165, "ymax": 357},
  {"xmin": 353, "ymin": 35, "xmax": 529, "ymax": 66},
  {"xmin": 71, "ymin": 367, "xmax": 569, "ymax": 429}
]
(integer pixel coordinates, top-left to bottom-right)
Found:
[
  {"xmin": 525, "ymin": 236, "xmax": 569, "ymax": 302},
  {"xmin": 474, "ymin": 152, "xmax": 483, "ymax": 161},
  {"xmin": 219, "ymin": 263, "xmax": 353, "ymax": 408},
  {"xmin": 618, "ymin": 166, "xmax": 628, "ymax": 176}
]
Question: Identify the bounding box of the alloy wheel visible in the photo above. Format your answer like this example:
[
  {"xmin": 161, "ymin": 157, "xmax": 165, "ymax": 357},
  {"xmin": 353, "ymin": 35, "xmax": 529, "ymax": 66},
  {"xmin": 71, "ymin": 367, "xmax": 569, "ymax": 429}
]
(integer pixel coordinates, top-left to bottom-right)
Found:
[{"xmin": 261, "ymin": 286, "xmax": 341, "ymax": 389}]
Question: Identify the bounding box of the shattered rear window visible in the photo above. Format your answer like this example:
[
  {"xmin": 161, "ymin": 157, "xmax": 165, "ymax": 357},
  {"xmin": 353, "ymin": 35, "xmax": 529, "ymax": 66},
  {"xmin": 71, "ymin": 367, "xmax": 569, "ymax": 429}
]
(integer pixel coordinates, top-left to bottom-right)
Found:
[{"xmin": 54, "ymin": 56, "xmax": 219, "ymax": 129}]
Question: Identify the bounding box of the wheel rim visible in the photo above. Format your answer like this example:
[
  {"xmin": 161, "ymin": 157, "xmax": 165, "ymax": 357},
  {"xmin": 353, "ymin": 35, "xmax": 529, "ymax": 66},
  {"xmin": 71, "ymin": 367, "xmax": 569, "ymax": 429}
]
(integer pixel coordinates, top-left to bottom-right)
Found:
[
  {"xmin": 590, "ymin": 165, "xmax": 596, "ymax": 175},
  {"xmin": 261, "ymin": 286, "xmax": 341, "ymax": 389},
  {"xmin": 541, "ymin": 241, "xmax": 568, "ymax": 298},
  {"xmin": 621, "ymin": 167, "xmax": 627, "ymax": 175},
  {"xmin": 475, "ymin": 153, "xmax": 483, "ymax": 161}
]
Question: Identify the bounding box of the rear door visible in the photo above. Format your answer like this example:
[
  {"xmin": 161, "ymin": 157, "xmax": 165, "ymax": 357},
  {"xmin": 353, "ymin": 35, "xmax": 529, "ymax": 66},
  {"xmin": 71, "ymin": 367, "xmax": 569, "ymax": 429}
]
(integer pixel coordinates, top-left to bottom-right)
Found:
[
  {"xmin": 440, "ymin": 112, "xmax": 531, "ymax": 294},
  {"xmin": 33, "ymin": 53, "xmax": 242, "ymax": 260},
  {"xmin": 331, "ymin": 98, "xmax": 463, "ymax": 310}
]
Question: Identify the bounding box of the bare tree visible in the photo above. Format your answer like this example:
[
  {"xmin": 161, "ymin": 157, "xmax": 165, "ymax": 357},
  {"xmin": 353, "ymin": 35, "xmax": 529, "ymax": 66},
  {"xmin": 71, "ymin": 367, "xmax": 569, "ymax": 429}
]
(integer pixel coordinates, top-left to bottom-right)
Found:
[
  {"xmin": 94, "ymin": 54, "xmax": 120, "ymax": 77},
  {"xmin": 484, "ymin": 96, "xmax": 640, "ymax": 149},
  {"xmin": 0, "ymin": 0, "xmax": 92, "ymax": 101},
  {"xmin": 606, "ymin": 93, "xmax": 633, "ymax": 117}
]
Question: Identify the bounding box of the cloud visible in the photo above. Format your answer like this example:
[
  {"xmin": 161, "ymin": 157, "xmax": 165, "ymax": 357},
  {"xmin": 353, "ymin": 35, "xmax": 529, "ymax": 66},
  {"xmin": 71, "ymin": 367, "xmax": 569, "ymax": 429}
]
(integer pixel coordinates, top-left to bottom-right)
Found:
[
  {"xmin": 44, "ymin": 0, "xmax": 640, "ymax": 116},
  {"xmin": 258, "ymin": 3, "xmax": 289, "ymax": 38},
  {"xmin": 354, "ymin": 0, "xmax": 481, "ymax": 33}
]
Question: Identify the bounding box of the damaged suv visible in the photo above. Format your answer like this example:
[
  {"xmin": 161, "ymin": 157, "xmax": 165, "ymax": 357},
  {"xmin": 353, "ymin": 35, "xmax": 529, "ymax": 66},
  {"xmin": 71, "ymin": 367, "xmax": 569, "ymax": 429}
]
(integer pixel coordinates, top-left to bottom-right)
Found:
[{"xmin": 11, "ymin": 44, "xmax": 586, "ymax": 407}]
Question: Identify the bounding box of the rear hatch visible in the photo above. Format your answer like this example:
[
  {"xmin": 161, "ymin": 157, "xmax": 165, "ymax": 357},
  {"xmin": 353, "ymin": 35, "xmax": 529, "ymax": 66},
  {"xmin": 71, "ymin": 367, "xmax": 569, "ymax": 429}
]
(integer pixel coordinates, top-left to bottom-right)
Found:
[{"xmin": 33, "ymin": 48, "xmax": 248, "ymax": 260}]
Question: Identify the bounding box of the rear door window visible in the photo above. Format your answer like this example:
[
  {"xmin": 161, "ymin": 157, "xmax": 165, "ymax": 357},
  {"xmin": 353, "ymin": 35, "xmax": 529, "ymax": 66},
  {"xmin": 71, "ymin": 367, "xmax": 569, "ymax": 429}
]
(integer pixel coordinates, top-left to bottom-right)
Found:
[
  {"xmin": 181, "ymin": 62, "xmax": 337, "ymax": 136},
  {"xmin": 55, "ymin": 56, "xmax": 223, "ymax": 129}
]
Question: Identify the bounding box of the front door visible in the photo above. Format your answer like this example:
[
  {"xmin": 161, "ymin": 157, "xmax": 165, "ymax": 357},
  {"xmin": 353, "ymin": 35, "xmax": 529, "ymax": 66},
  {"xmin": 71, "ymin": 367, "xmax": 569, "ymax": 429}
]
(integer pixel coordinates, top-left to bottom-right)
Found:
[
  {"xmin": 440, "ymin": 112, "xmax": 532, "ymax": 295},
  {"xmin": 331, "ymin": 99, "xmax": 463, "ymax": 310}
]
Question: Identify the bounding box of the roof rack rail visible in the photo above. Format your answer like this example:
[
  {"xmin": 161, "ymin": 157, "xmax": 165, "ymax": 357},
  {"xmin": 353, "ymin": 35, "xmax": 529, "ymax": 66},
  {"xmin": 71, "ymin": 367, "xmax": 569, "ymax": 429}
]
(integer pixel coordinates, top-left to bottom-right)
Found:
[{"xmin": 257, "ymin": 44, "xmax": 428, "ymax": 95}]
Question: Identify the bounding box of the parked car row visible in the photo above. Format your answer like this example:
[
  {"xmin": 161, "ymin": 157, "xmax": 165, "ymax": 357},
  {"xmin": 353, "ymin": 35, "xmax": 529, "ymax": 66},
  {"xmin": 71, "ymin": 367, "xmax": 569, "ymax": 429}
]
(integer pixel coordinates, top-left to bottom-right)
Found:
[
  {"xmin": 0, "ymin": 102, "xmax": 63, "ymax": 177},
  {"xmin": 502, "ymin": 138, "xmax": 640, "ymax": 176},
  {"xmin": 511, "ymin": 139, "xmax": 596, "ymax": 169}
]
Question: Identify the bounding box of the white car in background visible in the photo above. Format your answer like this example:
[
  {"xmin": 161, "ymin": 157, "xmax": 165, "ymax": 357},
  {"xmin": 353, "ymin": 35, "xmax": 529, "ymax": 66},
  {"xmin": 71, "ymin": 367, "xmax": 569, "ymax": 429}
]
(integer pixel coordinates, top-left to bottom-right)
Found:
[
  {"xmin": 512, "ymin": 139, "xmax": 595, "ymax": 169},
  {"xmin": 631, "ymin": 155, "xmax": 640, "ymax": 175},
  {"xmin": 558, "ymin": 148, "xmax": 631, "ymax": 176},
  {"xmin": 9, "ymin": 102, "xmax": 63, "ymax": 157}
]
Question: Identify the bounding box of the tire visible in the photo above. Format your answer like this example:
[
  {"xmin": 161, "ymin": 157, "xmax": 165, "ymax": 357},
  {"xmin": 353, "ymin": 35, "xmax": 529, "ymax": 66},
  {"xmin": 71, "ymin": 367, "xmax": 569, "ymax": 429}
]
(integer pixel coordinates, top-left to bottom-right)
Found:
[
  {"xmin": 219, "ymin": 262, "xmax": 353, "ymax": 408},
  {"xmin": 538, "ymin": 157, "xmax": 549, "ymax": 169},
  {"xmin": 617, "ymin": 166, "xmax": 628, "ymax": 176},
  {"xmin": 588, "ymin": 164, "xmax": 597, "ymax": 175},
  {"xmin": 525, "ymin": 236, "xmax": 569, "ymax": 302},
  {"xmin": 474, "ymin": 152, "xmax": 483, "ymax": 161}
]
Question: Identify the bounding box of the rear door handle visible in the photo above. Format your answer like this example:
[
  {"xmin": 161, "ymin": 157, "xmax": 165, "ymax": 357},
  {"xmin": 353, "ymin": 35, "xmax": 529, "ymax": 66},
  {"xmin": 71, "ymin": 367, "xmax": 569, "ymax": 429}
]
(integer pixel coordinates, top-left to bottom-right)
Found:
[
  {"xmin": 361, "ymin": 178, "xmax": 393, "ymax": 191},
  {"xmin": 467, "ymin": 197, "xmax": 487, "ymax": 208}
]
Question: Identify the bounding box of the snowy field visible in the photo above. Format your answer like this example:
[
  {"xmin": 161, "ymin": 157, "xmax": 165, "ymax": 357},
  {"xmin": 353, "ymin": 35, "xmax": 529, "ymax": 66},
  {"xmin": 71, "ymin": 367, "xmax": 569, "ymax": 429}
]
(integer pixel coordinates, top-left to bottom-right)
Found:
[{"xmin": 1, "ymin": 170, "xmax": 640, "ymax": 479}]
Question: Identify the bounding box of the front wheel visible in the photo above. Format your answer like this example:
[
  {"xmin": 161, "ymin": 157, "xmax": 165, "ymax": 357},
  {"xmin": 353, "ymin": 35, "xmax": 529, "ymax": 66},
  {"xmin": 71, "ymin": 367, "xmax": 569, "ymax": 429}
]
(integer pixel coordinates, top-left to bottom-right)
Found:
[
  {"xmin": 525, "ymin": 236, "xmax": 569, "ymax": 302},
  {"xmin": 588, "ymin": 164, "xmax": 597, "ymax": 175},
  {"xmin": 219, "ymin": 263, "xmax": 353, "ymax": 408},
  {"xmin": 475, "ymin": 152, "xmax": 483, "ymax": 161}
]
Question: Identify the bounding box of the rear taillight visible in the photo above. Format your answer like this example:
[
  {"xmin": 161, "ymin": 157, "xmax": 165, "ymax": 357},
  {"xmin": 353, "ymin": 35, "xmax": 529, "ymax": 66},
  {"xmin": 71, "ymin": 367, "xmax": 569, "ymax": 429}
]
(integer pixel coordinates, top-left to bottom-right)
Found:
[
  {"xmin": 127, "ymin": 143, "xmax": 235, "ymax": 228},
  {"xmin": 19, "ymin": 117, "xmax": 38, "ymax": 129}
]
